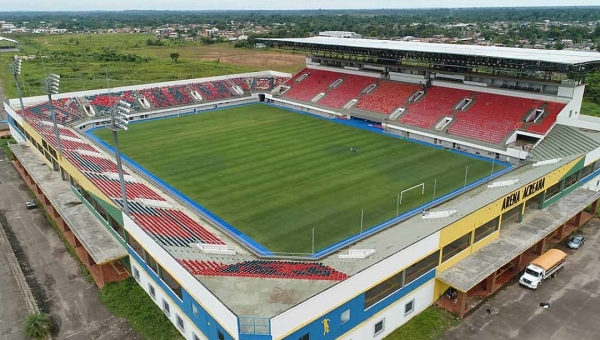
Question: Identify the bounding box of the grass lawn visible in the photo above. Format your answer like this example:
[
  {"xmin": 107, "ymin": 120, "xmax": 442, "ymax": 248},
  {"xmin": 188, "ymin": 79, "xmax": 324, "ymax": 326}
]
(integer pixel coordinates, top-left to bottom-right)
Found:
[
  {"xmin": 94, "ymin": 104, "xmax": 503, "ymax": 253},
  {"xmin": 582, "ymin": 100, "xmax": 600, "ymax": 117},
  {"xmin": 99, "ymin": 278, "xmax": 183, "ymax": 340},
  {"xmin": 384, "ymin": 306, "xmax": 459, "ymax": 340},
  {"xmin": 0, "ymin": 34, "xmax": 304, "ymax": 98}
]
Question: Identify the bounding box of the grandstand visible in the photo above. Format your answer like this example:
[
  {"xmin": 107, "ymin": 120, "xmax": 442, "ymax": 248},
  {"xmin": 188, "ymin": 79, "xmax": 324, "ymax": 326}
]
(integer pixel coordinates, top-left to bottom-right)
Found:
[
  {"xmin": 13, "ymin": 72, "xmax": 285, "ymax": 126},
  {"xmin": 5, "ymin": 38, "xmax": 600, "ymax": 340}
]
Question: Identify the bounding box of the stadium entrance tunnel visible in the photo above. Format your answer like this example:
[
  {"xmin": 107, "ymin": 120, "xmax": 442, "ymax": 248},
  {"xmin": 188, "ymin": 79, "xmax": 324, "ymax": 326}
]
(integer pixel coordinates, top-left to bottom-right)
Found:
[
  {"xmin": 10, "ymin": 144, "xmax": 130, "ymax": 288},
  {"xmin": 435, "ymin": 187, "xmax": 600, "ymax": 317}
]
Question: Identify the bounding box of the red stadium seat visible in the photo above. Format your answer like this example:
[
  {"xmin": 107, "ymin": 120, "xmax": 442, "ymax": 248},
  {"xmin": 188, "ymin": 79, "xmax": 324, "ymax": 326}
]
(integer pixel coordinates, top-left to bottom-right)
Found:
[{"xmin": 356, "ymin": 81, "xmax": 421, "ymax": 114}]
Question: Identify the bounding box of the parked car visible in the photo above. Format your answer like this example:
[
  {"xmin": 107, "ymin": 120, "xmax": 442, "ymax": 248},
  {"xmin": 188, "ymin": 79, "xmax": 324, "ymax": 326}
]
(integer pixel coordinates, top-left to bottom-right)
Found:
[
  {"xmin": 567, "ymin": 235, "xmax": 586, "ymax": 249},
  {"xmin": 25, "ymin": 201, "xmax": 37, "ymax": 210}
]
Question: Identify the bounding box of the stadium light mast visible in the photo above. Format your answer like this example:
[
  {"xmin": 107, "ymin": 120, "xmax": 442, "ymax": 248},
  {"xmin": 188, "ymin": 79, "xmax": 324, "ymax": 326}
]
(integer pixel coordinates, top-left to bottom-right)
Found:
[
  {"xmin": 44, "ymin": 73, "xmax": 63, "ymax": 155},
  {"xmin": 10, "ymin": 57, "xmax": 27, "ymax": 123},
  {"xmin": 106, "ymin": 100, "xmax": 132, "ymax": 216}
]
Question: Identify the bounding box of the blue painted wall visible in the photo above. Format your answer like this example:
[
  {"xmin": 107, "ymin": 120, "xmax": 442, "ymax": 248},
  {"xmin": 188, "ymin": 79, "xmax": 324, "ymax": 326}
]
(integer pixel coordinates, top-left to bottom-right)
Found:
[
  {"xmin": 7, "ymin": 115, "xmax": 26, "ymax": 140},
  {"xmin": 128, "ymin": 247, "xmax": 236, "ymax": 340},
  {"xmin": 282, "ymin": 269, "xmax": 436, "ymax": 340}
]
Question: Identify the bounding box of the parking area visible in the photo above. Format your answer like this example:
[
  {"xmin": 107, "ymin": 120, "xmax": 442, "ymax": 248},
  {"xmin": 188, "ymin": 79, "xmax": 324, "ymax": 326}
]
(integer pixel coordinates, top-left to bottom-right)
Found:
[{"xmin": 442, "ymin": 218, "xmax": 600, "ymax": 340}]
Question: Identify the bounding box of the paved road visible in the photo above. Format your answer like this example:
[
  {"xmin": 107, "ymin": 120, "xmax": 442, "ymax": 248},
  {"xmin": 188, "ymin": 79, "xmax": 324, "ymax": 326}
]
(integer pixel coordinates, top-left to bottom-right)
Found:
[
  {"xmin": 0, "ymin": 149, "xmax": 139, "ymax": 340},
  {"xmin": 0, "ymin": 80, "xmax": 30, "ymax": 340},
  {"xmin": 443, "ymin": 218, "xmax": 600, "ymax": 340},
  {"xmin": 0, "ymin": 220, "xmax": 29, "ymax": 340}
]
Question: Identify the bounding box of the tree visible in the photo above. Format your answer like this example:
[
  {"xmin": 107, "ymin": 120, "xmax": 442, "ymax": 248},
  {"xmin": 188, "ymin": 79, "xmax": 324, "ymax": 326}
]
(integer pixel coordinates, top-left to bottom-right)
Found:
[
  {"xmin": 169, "ymin": 52, "xmax": 180, "ymax": 63},
  {"xmin": 23, "ymin": 312, "xmax": 51, "ymax": 340}
]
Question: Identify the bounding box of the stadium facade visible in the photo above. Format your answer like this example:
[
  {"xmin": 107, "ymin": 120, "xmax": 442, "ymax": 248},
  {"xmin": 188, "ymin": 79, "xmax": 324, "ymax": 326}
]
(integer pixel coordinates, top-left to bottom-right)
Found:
[{"xmin": 5, "ymin": 38, "xmax": 600, "ymax": 340}]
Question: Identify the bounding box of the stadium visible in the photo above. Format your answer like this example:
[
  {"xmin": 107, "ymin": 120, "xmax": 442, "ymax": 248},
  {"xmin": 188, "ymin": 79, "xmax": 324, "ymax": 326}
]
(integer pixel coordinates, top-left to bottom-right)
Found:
[{"xmin": 5, "ymin": 36, "xmax": 600, "ymax": 340}]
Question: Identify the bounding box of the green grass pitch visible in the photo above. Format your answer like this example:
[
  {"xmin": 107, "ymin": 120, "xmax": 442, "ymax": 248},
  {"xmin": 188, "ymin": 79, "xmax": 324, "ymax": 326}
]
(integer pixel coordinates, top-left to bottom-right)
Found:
[{"xmin": 94, "ymin": 104, "xmax": 504, "ymax": 254}]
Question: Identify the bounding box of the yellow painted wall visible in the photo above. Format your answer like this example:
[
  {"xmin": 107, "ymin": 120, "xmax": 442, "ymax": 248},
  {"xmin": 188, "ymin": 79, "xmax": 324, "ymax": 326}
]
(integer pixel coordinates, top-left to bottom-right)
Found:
[
  {"xmin": 437, "ymin": 156, "xmax": 583, "ymax": 272},
  {"xmin": 433, "ymin": 279, "xmax": 450, "ymax": 299},
  {"xmin": 21, "ymin": 122, "xmax": 117, "ymax": 209},
  {"xmin": 22, "ymin": 123, "xmax": 55, "ymax": 169}
]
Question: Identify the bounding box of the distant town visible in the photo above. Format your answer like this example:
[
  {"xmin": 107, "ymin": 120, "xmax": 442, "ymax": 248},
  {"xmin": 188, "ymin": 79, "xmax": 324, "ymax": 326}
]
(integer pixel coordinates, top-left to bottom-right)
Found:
[{"xmin": 1, "ymin": 7, "xmax": 599, "ymax": 51}]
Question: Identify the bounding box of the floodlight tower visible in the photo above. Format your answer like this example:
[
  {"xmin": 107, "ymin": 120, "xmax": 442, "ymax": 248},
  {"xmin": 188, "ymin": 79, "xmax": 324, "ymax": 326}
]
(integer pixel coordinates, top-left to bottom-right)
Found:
[
  {"xmin": 44, "ymin": 73, "xmax": 63, "ymax": 154},
  {"xmin": 10, "ymin": 57, "xmax": 27, "ymax": 123},
  {"xmin": 106, "ymin": 100, "xmax": 132, "ymax": 215}
]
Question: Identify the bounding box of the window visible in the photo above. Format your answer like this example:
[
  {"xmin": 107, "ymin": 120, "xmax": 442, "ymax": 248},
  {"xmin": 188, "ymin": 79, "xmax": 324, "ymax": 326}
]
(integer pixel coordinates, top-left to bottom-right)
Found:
[
  {"xmin": 474, "ymin": 217, "xmax": 500, "ymax": 243},
  {"xmin": 218, "ymin": 330, "xmax": 225, "ymax": 340},
  {"xmin": 374, "ymin": 319, "xmax": 385, "ymax": 336},
  {"xmin": 108, "ymin": 214, "xmax": 125, "ymax": 239},
  {"xmin": 545, "ymin": 182, "xmax": 561, "ymax": 200},
  {"xmin": 132, "ymin": 267, "xmax": 140, "ymax": 281},
  {"xmin": 404, "ymin": 299, "xmax": 415, "ymax": 316},
  {"xmin": 95, "ymin": 202, "xmax": 109, "ymax": 223},
  {"xmin": 145, "ymin": 253, "xmax": 159, "ymax": 274},
  {"xmin": 176, "ymin": 314, "xmax": 184, "ymax": 331},
  {"xmin": 159, "ymin": 267, "xmax": 183, "ymax": 300},
  {"xmin": 442, "ymin": 233, "xmax": 471, "ymax": 262},
  {"xmin": 127, "ymin": 232, "xmax": 145, "ymax": 259},
  {"xmin": 162, "ymin": 299, "xmax": 170, "ymax": 317},
  {"xmin": 501, "ymin": 204, "xmax": 522, "ymax": 225},
  {"xmin": 564, "ymin": 172, "xmax": 578, "ymax": 189},
  {"xmin": 341, "ymin": 309, "xmax": 351, "ymax": 324},
  {"xmin": 148, "ymin": 284, "xmax": 156, "ymax": 299},
  {"xmin": 581, "ymin": 164, "xmax": 594, "ymax": 179},
  {"xmin": 404, "ymin": 251, "xmax": 440, "ymax": 284},
  {"xmin": 193, "ymin": 334, "xmax": 200, "ymax": 340},
  {"xmin": 298, "ymin": 333, "xmax": 310, "ymax": 340},
  {"xmin": 192, "ymin": 303, "xmax": 199, "ymax": 317},
  {"xmin": 364, "ymin": 271, "xmax": 404, "ymax": 309}
]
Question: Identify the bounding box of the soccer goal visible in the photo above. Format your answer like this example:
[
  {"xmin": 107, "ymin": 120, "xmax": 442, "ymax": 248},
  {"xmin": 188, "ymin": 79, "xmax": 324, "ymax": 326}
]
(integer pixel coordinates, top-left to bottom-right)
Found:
[{"xmin": 397, "ymin": 183, "xmax": 426, "ymax": 216}]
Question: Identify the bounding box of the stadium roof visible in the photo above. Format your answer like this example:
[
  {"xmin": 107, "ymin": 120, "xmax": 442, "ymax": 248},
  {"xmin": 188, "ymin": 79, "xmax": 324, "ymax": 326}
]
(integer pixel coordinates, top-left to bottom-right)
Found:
[
  {"xmin": 0, "ymin": 36, "xmax": 18, "ymax": 44},
  {"xmin": 262, "ymin": 37, "xmax": 600, "ymax": 68}
]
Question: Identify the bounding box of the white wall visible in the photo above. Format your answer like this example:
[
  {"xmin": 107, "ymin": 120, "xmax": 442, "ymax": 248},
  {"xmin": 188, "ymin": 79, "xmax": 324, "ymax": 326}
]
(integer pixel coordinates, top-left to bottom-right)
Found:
[
  {"xmin": 433, "ymin": 80, "xmax": 572, "ymax": 103},
  {"xmin": 6, "ymin": 70, "xmax": 291, "ymax": 107},
  {"xmin": 383, "ymin": 123, "xmax": 504, "ymax": 154},
  {"xmin": 306, "ymin": 65, "xmax": 382, "ymax": 78},
  {"xmin": 339, "ymin": 280, "xmax": 435, "ymax": 340},
  {"xmin": 585, "ymin": 148, "xmax": 600, "ymax": 167},
  {"xmin": 582, "ymin": 173, "xmax": 600, "ymax": 191},
  {"xmin": 130, "ymin": 260, "xmax": 208, "ymax": 340},
  {"xmin": 4, "ymin": 103, "xmax": 26, "ymax": 143},
  {"xmin": 266, "ymin": 95, "xmax": 339, "ymax": 118},
  {"xmin": 123, "ymin": 214, "xmax": 240, "ymax": 339},
  {"xmin": 75, "ymin": 96, "xmax": 258, "ymax": 131},
  {"xmin": 270, "ymin": 231, "xmax": 440, "ymax": 339}
]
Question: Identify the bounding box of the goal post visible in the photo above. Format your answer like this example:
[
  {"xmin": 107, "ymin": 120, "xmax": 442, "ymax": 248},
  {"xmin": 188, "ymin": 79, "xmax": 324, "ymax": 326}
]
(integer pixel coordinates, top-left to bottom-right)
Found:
[{"xmin": 398, "ymin": 182, "xmax": 425, "ymax": 207}]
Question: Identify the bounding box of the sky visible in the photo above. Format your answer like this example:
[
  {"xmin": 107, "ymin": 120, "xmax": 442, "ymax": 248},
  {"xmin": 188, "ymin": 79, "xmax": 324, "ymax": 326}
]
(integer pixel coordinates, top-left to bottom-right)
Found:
[{"xmin": 13, "ymin": 0, "xmax": 600, "ymax": 12}]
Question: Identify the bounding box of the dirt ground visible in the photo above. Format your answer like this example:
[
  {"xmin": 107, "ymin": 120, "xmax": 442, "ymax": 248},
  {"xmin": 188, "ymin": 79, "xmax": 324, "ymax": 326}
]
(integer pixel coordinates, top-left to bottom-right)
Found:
[{"xmin": 158, "ymin": 45, "xmax": 306, "ymax": 74}]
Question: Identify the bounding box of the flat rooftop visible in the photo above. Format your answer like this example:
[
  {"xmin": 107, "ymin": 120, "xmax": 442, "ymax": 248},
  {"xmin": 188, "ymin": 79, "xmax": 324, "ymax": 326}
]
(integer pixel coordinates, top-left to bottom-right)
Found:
[
  {"xmin": 10, "ymin": 144, "xmax": 128, "ymax": 264},
  {"xmin": 262, "ymin": 37, "xmax": 600, "ymax": 66},
  {"xmin": 437, "ymin": 186, "xmax": 600, "ymax": 292},
  {"xmin": 175, "ymin": 155, "xmax": 580, "ymax": 318}
]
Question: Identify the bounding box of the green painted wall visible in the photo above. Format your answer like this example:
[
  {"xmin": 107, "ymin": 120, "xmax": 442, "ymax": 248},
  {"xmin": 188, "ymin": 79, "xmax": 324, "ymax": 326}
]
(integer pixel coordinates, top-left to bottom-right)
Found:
[
  {"xmin": 71, "ymin": 187, "xmax": 126, "ymax": 246},
  {"xmin": 542, "ymin": 157, "xmax": 585, "ymax": 208}
]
